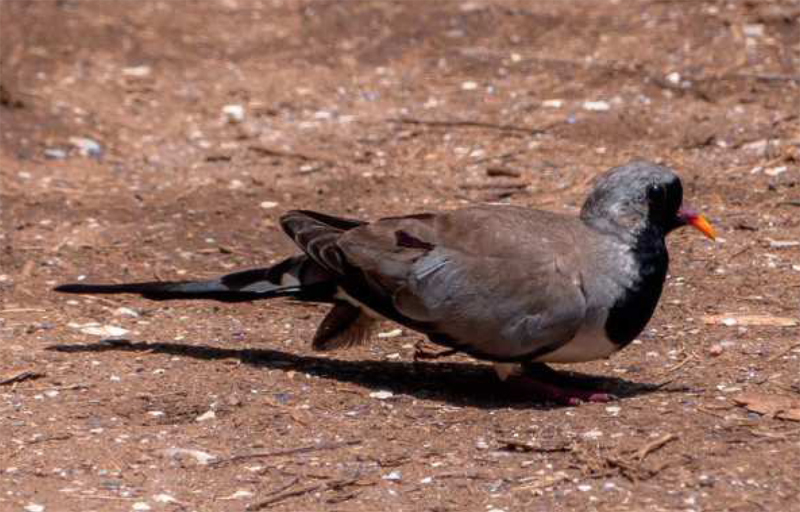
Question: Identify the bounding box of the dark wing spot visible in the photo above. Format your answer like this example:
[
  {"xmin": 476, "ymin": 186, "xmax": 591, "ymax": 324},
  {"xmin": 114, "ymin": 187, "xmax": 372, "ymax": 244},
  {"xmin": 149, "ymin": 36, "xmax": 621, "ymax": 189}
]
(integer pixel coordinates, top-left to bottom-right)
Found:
[{"xmin": 395, "ymin": 230, "xmax": 435, "ymax": 250}]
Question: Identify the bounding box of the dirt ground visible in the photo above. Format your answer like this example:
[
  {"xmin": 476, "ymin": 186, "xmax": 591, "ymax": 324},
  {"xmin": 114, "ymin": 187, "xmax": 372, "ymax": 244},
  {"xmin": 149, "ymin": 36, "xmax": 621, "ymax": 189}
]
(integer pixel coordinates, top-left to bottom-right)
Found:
[{"xmin": 2, "ymin": 1, "xmax": 800, "ymax": 511}]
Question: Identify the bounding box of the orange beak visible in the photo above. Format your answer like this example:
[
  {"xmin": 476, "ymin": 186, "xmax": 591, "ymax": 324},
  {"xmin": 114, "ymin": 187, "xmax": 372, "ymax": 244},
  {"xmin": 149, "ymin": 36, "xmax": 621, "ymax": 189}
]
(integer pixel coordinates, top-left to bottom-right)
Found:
[{"xmin": 678, "ymin": 207, "xmax": 716, "ymax": 240}]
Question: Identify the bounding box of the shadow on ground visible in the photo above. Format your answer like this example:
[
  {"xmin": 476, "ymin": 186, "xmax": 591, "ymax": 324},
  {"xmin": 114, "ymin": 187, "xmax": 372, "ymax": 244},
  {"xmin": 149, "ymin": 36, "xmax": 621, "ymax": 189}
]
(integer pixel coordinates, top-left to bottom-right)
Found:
[{"xmin": 47, "ymin": 339, "xmax": 684, "ymax": 409}]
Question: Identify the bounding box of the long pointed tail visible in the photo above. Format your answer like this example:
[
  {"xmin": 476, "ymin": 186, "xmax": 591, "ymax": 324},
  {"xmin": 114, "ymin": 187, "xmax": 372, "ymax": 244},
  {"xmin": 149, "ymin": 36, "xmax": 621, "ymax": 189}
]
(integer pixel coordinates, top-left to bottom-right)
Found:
[{"xmin": 55, "ymin": 256, "xmax": 336, "ymax": 303}]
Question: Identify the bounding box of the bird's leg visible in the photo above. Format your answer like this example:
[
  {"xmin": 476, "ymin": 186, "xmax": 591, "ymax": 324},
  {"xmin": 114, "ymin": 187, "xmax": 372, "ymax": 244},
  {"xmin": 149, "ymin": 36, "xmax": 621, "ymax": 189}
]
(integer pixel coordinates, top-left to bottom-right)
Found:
[
  {"xmin": 494, "ymin": 362, "xmax": 615, "ymax": 405},
  {"xmin": 413, "ymin": 340, "xmax": 459, "ymax": 361}
]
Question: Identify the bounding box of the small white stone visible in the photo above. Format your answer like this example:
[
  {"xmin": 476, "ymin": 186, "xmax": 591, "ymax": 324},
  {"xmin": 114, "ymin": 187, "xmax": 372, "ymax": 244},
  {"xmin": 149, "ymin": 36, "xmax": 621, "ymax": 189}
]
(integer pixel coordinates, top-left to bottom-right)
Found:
[
  {"xmin": 220, "ymin": 490, "xmax": 254, "ymax": 500},
  {"xmin": 195, "ymin": 410, "xmax": 216, "ymax": 422},
  {"xmin": 162, "ymin": 447, "xmax": 216, "ymax": 465},
  {"xmin": 666, "ymin": 71, "xmax": 681, "ymax": 84},
  {"xmin": 722, "ymin": 318, "xmax": 738, "ymax": 327},
  {"xmin": 114, "ymin": 307, "xmax": 140, "ymax": 318},
  {"xmin": 765, "ymin": 165, "xmax": 787, "ymax": 177},
  {"xmin": 369, "ymin": 390, "xmax": 394, "ymax": 400},
  {"xmin": 382, "ymin": 470, "xmax": 402, "ymax": 481},
  {"xmin": 132, "ymin": 502, "xmax": 151, "ymax": 511},
  {"xmin": 461, "ymin": 81, "xmax": 479, "ymax": 90},
  {"xmin": 68, "ymin": 136, "xmax": 103, "ymax": 157},
  {"xmin": 768, "ymin": 239, "xmax": 799, "ymax": 249},
  {"xmin": 222, "ymin": 104, "xmax": 245, "ymax": 123},
  {"xmin": 582, "ymin": 429, "xmax": 603, "ymax": 440},
  {"xmin": 260, "ymin": 201, "xmax": 279, "ymax": 209},
  {"xmin": 153, "ymin": 494, "xmax": 177, "ymax": 504},
  {"xmin": 377, "ymin": 328, "xmax": 403, "ymax": 339},
  {"xmin": 123, "ymin": 65, "xmax": 152, "ymax": 77},
  {"xmin": 577, "ymin": 484, "xmax": 592, "ymax": 492},
  {"xmin": 542, "ymin": 99, "xmax": 563, "ymax": 108},
  {"xmin": 583, "ymin": 100, "xmax": 611, "ymax": 111},
  {"xmin": 605, "ymin": 405, "xmax": 621, "ymax": 416},
  {"xmin": 24, "ymin": 504, "xmax": 45, "ymax": 512},
  {"xmin": 420, "ymin": 476, "xmax": 434, "ymax": 484},
  {"xmin": 743, "ymin": 24, "xmax": 764, "ymax": 37},
  {"xmin": 69, "ymin": 322, "xmax": 129, "ymax": 338}
]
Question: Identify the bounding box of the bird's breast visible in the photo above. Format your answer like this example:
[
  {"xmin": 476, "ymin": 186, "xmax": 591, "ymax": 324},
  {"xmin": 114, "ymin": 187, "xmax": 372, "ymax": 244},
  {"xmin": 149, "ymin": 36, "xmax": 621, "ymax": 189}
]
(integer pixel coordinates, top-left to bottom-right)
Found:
[{"xmin": 534, "ymin": 311, "xmax": 619, "ymax": 363}]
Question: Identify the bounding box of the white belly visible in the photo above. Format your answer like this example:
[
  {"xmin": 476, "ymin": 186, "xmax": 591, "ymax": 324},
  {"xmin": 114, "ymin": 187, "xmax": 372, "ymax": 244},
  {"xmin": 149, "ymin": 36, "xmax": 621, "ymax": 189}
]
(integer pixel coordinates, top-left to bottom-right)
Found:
[{"xmin": 534, "ymin": 320, "xmax": 619, "ymax": 363}]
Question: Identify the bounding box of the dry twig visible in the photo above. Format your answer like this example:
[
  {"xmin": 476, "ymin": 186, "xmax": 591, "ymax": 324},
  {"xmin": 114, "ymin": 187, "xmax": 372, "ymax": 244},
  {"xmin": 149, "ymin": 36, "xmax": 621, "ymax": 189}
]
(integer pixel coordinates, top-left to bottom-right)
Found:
[
  {"xmin": 634, "ymin": 433, "xmax": 678, "ymax": 462},
  {"xmin": 388, "ymin": 117, "xmax": 546, "ymax": 136},
  {"xmin": 0, "ymin": 371, "xmax": 45, "ymax": 386},
  {"xmin": 211, "ymin": 440, "xmax": 361, "ymax": 466}
]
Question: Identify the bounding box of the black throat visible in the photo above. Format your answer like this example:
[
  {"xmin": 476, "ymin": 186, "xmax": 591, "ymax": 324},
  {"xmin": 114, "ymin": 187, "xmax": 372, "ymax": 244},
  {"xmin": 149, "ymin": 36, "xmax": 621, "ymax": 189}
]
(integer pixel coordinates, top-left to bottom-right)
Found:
[{"xmin": 604, "ymin": 227, "xmax": 669, "ymax": 347}]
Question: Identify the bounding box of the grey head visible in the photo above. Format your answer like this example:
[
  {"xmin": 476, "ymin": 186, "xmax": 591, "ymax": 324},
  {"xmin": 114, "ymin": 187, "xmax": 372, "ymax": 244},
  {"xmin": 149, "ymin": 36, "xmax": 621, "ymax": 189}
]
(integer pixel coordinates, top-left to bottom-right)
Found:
[{"xmin": 579, "ymin": 160, "xmax": 714, "ymax": 243}]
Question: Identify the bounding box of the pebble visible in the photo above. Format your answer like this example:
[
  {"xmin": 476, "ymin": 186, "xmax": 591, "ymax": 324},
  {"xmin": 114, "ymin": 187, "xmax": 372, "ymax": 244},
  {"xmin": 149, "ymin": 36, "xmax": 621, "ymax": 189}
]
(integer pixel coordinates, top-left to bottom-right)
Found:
[
  {"xmin": 768, "ymin": 239, "xmax": 799, "ymax": 248},
  {"xmin": 153, "ymin": 494, "xmax": 177, "ymax": 504},
  {"xmin": 162, "ymin": 447, "xmax": 217, "ymax": 465},
  {"xmin": 123, "ymin": 65, "xmax": 152, "ymax": 77},
  {"xmin": 577, "ymin": 484, "xmax": 592, "ymax": 492},
  {"xmin": 708, "ymin": 344, "xmax": 724, "ymax": 356},
  {"xmin": 542, "ymin": 99, "xmax": 563, "ymax": 108},
  {"xmin": 382, "ymin": 470, "xmax": 402, "ymax": 481},
  {"xmin": 765, "ymin": 165, "xmax": 787, "ymax": 177},
  {"xmin": 582, "ymin": 429, "xmax": 603, "ymax": 440},
  {"xmin": 222, "ymin": 104, "xmax": 245, "ymax": 123},
  {"xmin": 69, "ymin": 136, "xmax": 103, "ymax": 158},
  {"xmin": 259, "ymin": 201, "xmax": 279, "ymax": 209},
  {"xmin": 743, "ymin": 24, "xmax": 765, "ymax": 37},
  {"xmin": 583, "ymin": 100, "xmax": 611, "ymax": 111},
  {"xmin": 369, "ymin": 390, "xmax": 394, "ymax": 400},
  {"xmin": 377, "ymin": 328, "xmax": 403, "ymax": 339},
  {"xmin": 44, "ymin": 148, "xmax": 67, "ymax": 160},
  {"xmin": 69, "ymin": 322, "xmax": 129, "ymax": 338},
  {"xmin": 114, "ymin": 307, "xmax": 140, "ymax": 318},
  {"xmin": 666, "ymin": 71, "xmax": 681, "ymax": 84},
  {"xmin": 220, "ymin": 490, "xmax": 254, "ymax": 500},
  {"xmin": 132, "ymin": 503, "xmax": 151, "ymax": 511},
  {"xmin": 195, "ymin": 410, "xmax": 216, "ymax": 422},
  {"xmin": 461, "ymin": 81, "xmax": 479, "ymax": 91},
  {"xmin": 24, "ymin": 505, "xmax": 45, "ymax": 512}
]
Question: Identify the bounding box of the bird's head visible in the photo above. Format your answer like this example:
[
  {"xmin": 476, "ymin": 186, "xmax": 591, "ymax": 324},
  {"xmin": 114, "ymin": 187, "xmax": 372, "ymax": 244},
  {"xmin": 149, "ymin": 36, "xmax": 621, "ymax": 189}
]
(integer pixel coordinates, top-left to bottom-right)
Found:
[{"xmin": 580, "ymin": 160, "xmax": 716, "ymax": 241}]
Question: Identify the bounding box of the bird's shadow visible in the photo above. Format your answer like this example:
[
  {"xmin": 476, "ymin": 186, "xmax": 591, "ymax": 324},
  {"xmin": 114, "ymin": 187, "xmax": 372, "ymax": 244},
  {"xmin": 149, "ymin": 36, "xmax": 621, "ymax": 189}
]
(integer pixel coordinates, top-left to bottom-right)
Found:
[{"xmin": 47, "ymin": 339, "xmax": 683, "ymax": 410}]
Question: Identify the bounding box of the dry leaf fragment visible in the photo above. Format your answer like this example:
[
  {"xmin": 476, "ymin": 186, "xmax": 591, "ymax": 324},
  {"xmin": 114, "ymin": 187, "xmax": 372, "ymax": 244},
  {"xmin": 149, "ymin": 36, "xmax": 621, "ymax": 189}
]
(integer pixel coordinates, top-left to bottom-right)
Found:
[{"xmin": 732, "ymin": 392, "xmax": 800, "ymax": 422}]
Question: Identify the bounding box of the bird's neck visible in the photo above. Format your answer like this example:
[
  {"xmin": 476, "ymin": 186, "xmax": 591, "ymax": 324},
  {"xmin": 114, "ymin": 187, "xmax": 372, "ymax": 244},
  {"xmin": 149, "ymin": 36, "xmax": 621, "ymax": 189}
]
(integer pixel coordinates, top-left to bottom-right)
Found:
[{"xmin": 602, "ymin": 224, "xmax": 670, "ymax": 347}]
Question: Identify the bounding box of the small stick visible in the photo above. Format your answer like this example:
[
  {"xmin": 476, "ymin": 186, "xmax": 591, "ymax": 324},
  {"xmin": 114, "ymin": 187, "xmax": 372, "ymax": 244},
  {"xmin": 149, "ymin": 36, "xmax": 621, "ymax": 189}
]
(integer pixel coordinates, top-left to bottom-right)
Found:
[
  {"xmin": 247, "ymin": 477, "xmax": 361, "ymax": 511},
  {"xmin": 388, "ymin": 117, "xmax": 545, "ymax": 136},
  {"xmin": 767, "ymin": 342, "xmax": 800, "ymax": 362},
  {"xmin": 0, "ymin": 371, "xmax": 45, "ymax": 386},
  {"xmin": 634, "ymin": 433, "xmax": 678, "ymax": 462},
  {"xmin": 211, "ymin": 440, "xmax": 361, "ymax": 466},
  {"xmin": 498, "ymin": 439, "xmax": 571, "ymax": 453}
]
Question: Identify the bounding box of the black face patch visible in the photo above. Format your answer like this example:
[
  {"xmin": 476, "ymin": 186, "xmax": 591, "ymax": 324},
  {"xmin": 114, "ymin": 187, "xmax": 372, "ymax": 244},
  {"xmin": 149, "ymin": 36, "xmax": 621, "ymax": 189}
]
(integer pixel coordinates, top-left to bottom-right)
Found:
[
  {"xmin": 646, "ymin": 178, "xmax": 683, "ymax": 230},
  {"xmin": 395, "ymin": 230, "xmax": 435, "ymax": 250}
]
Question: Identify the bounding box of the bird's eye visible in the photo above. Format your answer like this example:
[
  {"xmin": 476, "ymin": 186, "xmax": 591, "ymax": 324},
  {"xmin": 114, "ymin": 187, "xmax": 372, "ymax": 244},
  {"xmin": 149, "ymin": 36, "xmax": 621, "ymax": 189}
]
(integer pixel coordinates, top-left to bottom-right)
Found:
[
  {"xmin": 647, "ymin": 184, "xmax": 667, "ymax": 208},
  {"xmin": 647, "ymin": 184, "xmax": 664, "ymax": 202}
]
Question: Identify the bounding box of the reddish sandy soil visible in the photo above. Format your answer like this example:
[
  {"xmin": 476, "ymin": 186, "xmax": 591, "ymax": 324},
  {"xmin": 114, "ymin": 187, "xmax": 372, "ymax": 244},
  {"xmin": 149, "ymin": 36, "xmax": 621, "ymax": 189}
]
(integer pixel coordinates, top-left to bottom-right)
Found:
[{"xmin": 2, "ymin": 1, "xmax": 800, "ymax": 511}]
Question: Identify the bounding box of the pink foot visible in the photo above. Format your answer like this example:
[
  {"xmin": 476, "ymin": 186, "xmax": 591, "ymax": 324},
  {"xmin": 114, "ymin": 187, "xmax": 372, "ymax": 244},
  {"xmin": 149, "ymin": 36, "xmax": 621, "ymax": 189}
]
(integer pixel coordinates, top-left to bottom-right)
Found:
[{"xmin": 504, "ymin": 374, "xmax": 616, "ymax": 406}]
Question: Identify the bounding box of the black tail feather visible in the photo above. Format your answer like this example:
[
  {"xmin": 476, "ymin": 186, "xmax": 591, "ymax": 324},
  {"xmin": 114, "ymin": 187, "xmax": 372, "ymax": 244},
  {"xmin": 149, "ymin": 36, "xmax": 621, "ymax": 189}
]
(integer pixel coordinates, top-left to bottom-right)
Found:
[{"xmin": 55, "ymin": 255, "xmax": 337, "ymax": 303}]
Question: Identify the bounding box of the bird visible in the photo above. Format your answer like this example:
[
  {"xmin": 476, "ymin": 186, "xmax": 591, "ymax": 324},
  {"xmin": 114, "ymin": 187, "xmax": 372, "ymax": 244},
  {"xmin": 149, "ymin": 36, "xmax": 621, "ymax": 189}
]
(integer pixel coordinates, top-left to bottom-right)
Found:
[{"xmin": 55, "ymin": 160, "xmax": 715, "ymax": 405}]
